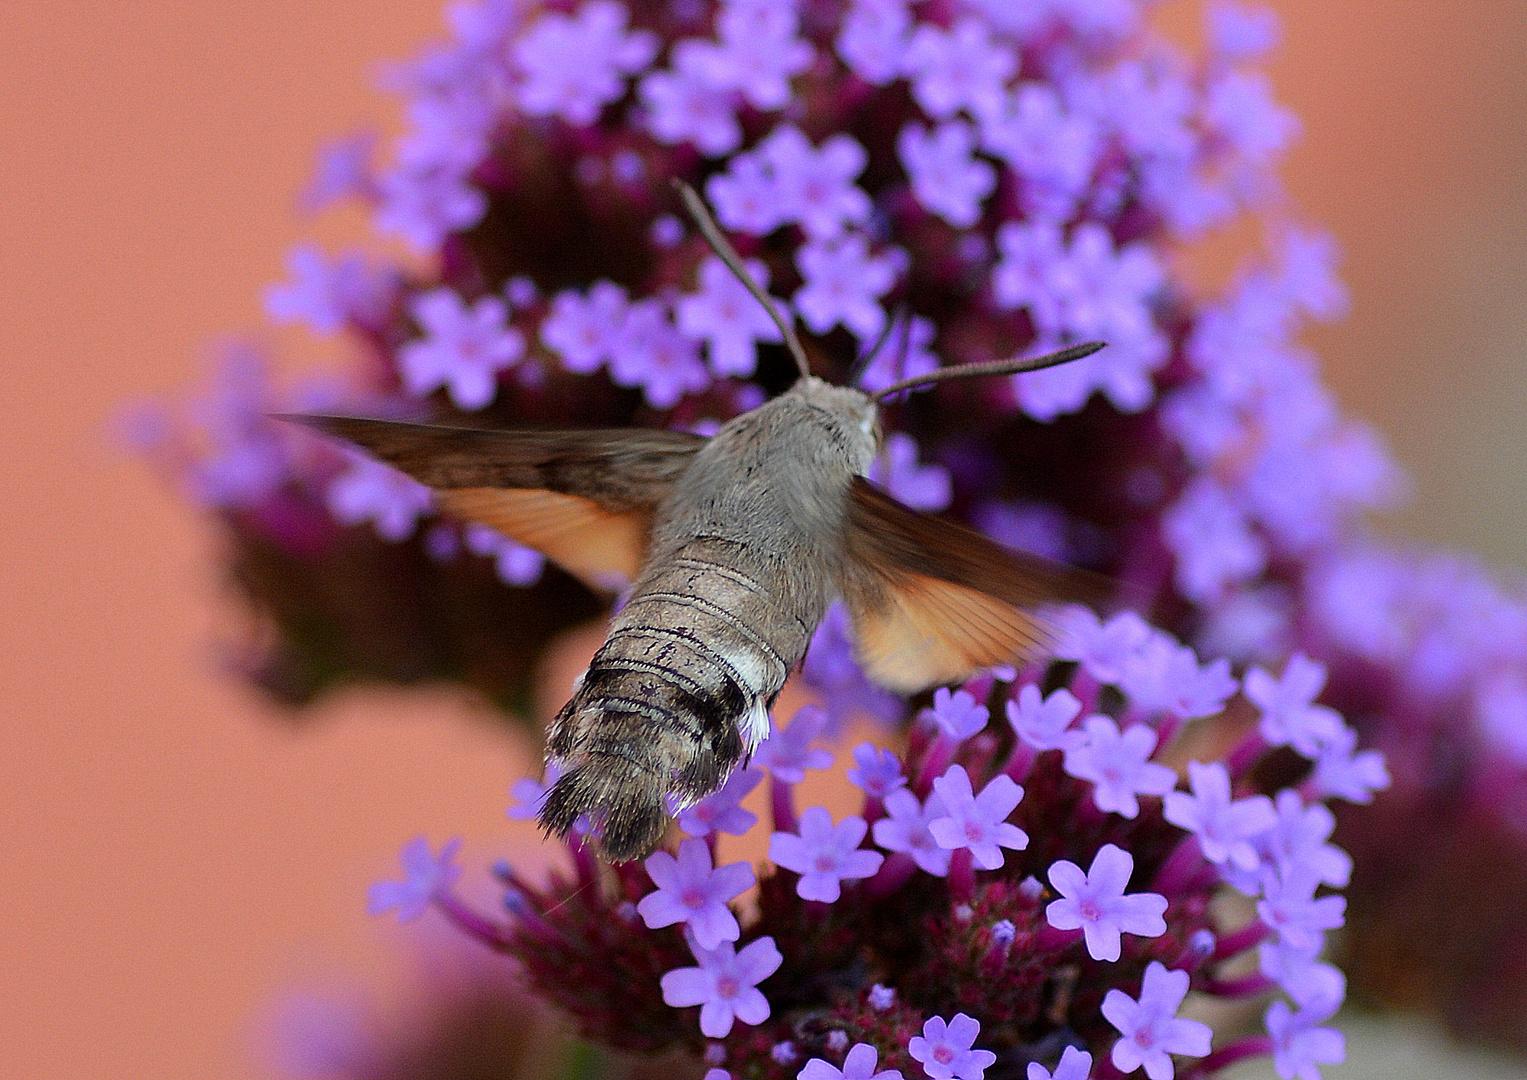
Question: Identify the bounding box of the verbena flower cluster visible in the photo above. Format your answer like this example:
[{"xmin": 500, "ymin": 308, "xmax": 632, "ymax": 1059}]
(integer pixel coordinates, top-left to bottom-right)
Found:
[
  {"xmin": 128, "ymin": 0, "xmax": 1527, "ymax": 1056},
  {"xmin": 375, "ymin": 612, "xmax": 1369, "ymax": 1080}
]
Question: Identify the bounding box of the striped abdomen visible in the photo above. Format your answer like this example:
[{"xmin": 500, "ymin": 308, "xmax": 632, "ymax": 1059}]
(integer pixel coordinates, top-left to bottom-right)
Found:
[{"xmin": 540, "ymin": 538, "xmax": 819, "ymax": 860}]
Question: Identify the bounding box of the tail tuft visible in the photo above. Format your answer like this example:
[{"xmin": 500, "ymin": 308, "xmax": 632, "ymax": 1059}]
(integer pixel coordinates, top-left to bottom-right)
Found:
[{"xmin": 538, "ymin": 756, "xmax": 669, "ymax": 862}]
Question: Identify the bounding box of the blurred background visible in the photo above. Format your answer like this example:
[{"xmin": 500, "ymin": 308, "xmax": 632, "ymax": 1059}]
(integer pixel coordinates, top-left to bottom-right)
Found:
[{"xmin": 0, "ymin": 1, "xmax": 1522, "ymax": 1078}]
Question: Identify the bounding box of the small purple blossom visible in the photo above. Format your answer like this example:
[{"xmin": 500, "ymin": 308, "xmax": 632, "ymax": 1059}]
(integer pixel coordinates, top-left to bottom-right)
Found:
[
  {"xmin": 300, "ymin": 129, "xmax": 376, "ymax": 211},
  {"xmin": 1207, "ymin": 0, "xmax": 1281, "ymax": 62},
  {"xmin": 1256, "ymin": 867, "xmax": 1347, "ymax": 952},
  {"xmin": 265, "ymin": 245, "xmax": 391, "ymax": 335},
  {"xmin": 687, "ymin": 2, "xmax": 815, "ymax": 112},
  {"xmin": 1118, "ymin": 637, "xmax": 1238, "ymax": 720},
  {"xmin": 1253, "ymin": 790, "xmax": 1352, "ymax": 890},
  {"xmin": 847, "ymin": 743, "xmax": 906, "ymax": 798},
  {"xmin": 540, "ymin": 281, "xmax": 631, "ymax": 375},
  {"xmin": 325, "ymin": 454, "xmax": 433, "ymax": 542},
  {"xmin": 677, "ymin": 767, "xmax": 763, "ymax": 838},
  {"xmin": 660, "ymin": 936, "xmax": 783, "ymax": 1038},
  {"xmin": 928, "ymin": 765, "xmax": 1028, "ymax": 871},
  {"xmin": 1052, "ymin": 608, "xmax": 1154, "ymax": 685},
  {"xmin": 800, "ymin": 1041, "xmax": 905, "ymax": 1080},
  {"xmin": 1244, "ymin": 653, "xmax": 1344, "ymax": 758},
  {"xmin": 1005, "ymin": 684, "xmax": 1083, "ymax": 751},
  {"xmin": 1063, "ymin": 718, "xmax": 1177, "ymax": 820},
  {"xmin": 769, "ymin": 806, "xmax": 884, "ymax": 903},
  {"xmin": 872, "ymin": 788, "xmax": 953, "ymax": 876},
  {"xmin": 868, "ymin": 433, "xmax": 953, "ymax": 512},
  {"xmin": 511, "ymin": 1, "xmax": 657, "ymax": 126},
  {"xmin": 373, "ymin": 159, "xmax": 488, "ymax": 251},
  {"xmin": 639, "ymin": 42, "xmax": 743, "ymax": 157},
  {"xmin": 1027, "ymin": 1046, "xmax": 1093, "ymax": 1080},
  {"xmin": 903, "ymin": 18, "xmax": 1014, "ymax": 122},
  {"xmin": 1045, "ymin": 844, "xmax": 1168, "ymax": 962},
  {"xmin": 638, "ymin": 838, "xmax": 755, "ymax": 950},
  {"xmin": 676, "ymin": 254, "xmax": 785, "ymax": 378},
  {"xmin": 398, "ymin": 288, "xmax": 525, "ymax": 410},
  {"xmin": 607, "ymin": 297, "xmax": 712, "ymax": 408},
  {"xmin": 908, "ymin": 1012, "xmax": 997, "ymax": 1080},
  {"xmin": 1163, "ymin": 760, "xmax": 1278, "ymax": 871},
  {"xmin": 835, "ymin": 0, "xmax": 912, "ymax": 86},
  {"xmin": 754, "ymin": 706, "xmax": 834, "ymax": 783},
  {"xmin": 367, "ymin": 836, "xmax": 461, "ymax": 922},
  {"xmin": 922, "ymin": 687, "xmax": 988, "ymax": 740},
  {"xmin": 1306, "ymin": 725, "xmax": 1390, "ymax": 804},
  {"xmin": 1162, "ymin": 478, "xmax": 1268, "ymax": 604},
  {"xmin": 897, "ymin": 120, "xmax": 996, "ymax": 229},
  {"xmin": 1259, "ymin": 939, "xmax": 1347, "ymax": 1010},
  {"xmin": 706, "ymin": 151, "xmax": 783, "ymax": 236},
  {"xmin": 507, "ymin": 762, "xmax": 563, "ymax": 821},
  {"xmin": 979, "ymin": 84, "xmax": 1098, "ymax": 220},
  {"xmin": 868, "ymin": 984, "xmax": 896, "ymax": 1011},
  {"xmin": 1265, "ymin": 999, "xmax": 1345, "ymax": 1080},
  {"xmin": 761, "ymin": 126, "xmax": 872, "ymax": 241},
  {"xmin": 794, "ymin": 235, "xmax": 899, "ymax": 342},
  {"xmin": 1102, "ymin": 962, "xmax": 1212, "ymax": 1080}
]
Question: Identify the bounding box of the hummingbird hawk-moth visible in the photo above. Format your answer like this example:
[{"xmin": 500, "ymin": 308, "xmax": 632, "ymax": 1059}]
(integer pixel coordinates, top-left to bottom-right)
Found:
[{"xmin": 283, "ymin": 185, "xmax": 1107, "ymax": 860}]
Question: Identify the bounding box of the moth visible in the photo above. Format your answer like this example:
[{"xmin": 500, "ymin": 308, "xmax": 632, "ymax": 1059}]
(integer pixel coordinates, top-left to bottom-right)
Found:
[{"xmin": 283, "ymin": 185, "xmax": 1108, "ymax": 861}]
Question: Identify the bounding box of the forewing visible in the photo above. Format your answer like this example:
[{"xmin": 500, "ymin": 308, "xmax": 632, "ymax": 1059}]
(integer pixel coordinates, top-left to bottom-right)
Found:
[
  {"xmin": 839, "ymin": 478, "xmax": 1111, "ymax": 693},
  {"xmin": 282, "ymin": 414, "xmax": 706, "ymax": 587}
]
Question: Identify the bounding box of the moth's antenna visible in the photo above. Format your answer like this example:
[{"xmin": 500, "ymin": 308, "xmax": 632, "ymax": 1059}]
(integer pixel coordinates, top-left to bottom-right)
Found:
[
  {"xmin": 869, "ymin": 341, "xmax": 1106, "ymax": 403},
  {"xmin": 673, "ymin": 180, "xmax": 812, "ymax": 381},
  {"xmin": 848, "ymin": 303, "xmax": 908, "ymax": 389}
]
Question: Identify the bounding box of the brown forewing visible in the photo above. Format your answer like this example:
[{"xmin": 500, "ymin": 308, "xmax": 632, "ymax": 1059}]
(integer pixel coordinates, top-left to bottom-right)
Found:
[
  {"xmin": 278, "ymin": 415, "xmax": 707, "ymax": 588},
  {"xmin": 839, "ymin": 477, "xmax": 1112, "ymax": 693}
]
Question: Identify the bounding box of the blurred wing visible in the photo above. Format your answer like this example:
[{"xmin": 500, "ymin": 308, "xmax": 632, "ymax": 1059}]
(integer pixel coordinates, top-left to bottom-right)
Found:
[
  {"xmin": 281, "ymin": 414, "xmax": 706, "ymax": 588},
  {"xmin": 839, "ymin": 478, "xmax": 1110, "ymax": 693}
]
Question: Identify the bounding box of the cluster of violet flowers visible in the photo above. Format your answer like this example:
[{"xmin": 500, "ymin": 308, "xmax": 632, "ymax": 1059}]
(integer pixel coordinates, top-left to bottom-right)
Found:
[
  {"xmin": 374, "ymin": 609, "xmax": 1371, "ymax": 1080},
  {"xmin": 129, "ymin": 0, "xmax": 1527, "ymax": 1056}
]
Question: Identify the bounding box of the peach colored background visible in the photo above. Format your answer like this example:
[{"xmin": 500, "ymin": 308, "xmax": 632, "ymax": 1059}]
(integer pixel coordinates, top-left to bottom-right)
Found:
[{"xmin": 0, "ymin": 2, "xmax": 1522, "ymax": 1079}]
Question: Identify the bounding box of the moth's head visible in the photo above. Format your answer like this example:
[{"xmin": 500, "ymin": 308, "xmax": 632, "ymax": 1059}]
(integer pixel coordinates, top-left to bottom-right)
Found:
[{"xmin": 790, "ymin": 375, "xmax": 880, "ymax": 471}]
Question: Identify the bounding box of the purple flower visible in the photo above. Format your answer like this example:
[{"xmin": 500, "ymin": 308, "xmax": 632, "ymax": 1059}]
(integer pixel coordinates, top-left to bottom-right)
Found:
[
  {"xmin": 872, "ymin": 788, "xmax": 953, "ymax": 876},
  {"xmin": 1255, "ymin": 790, "xmax": 1352, "ymax": 889},
  {"xmin": 835, "ymin": 0, "xmax": 912, "ymax": 86},
  {"xmin": 300, "ymin": 130, "xmax": 376, "ymax": 211},
  {"xmin": 1053, "ymin": 609, "xmax": 1154, "ymax": 685},
  {"xmin": 511, "ymin": 1, "xmax": 657, "ymax": 126},
  {"xmin": 1306, "ymin": 725, "xmax": 1390, "ymax": 804},
  {"xmin": 607, "ymin": 298, "xmax": 712, "ymax": 408},
  {"xmin": 922, "ymin": 687, "xmax": 989, "ymax": 740},
  {"xmin": 1161, "ymin": 478, "xmax": 1268, "ymax": 604},
  {"xmin": 706, "ymin": 151, "xmax": 783, "ymax": 236},
  {"xmin": 868, "ymin": 433, "xmax": 953, "ymax": 512},
  {"xmin": 1207, "ymin": 0, "xmax": 1281, "ymax": 62},
  {"xmin": 794, "ymin": 234, "xmax": 899, "ymax": 342},
  {"xmin": 1163, "ymin": 760, "xmax": 1278, "ymax": 871},
  {"xmin": 1265, "ymin": 1000, "xmax": 1345, "ymax": 1080},
  {"xmin": 1027, "ymin": 1046, "xmax": 1093, "ymax": 1080},
  {"xmin": 846, "ymin": 743, "xmax": 906, "ymax": 798},
  {"xmin": 686, "ymin": 2, "xmax": 814, "ymax": 112},
  {"xmin": 800, "ymin": 1041, "xmax": 906, "ymax": 1080},
  {"xmin": 639, "ymin": 41, "xmax": 743, "ymax": 157},
  {"xmin": 1045, "ymin": 844, "xmax": 1168, "ymax": 962},
  {"xmin": 1256, "ymin": 866, "xmax": 1346, "ymax": 952},
  {"xmin": 676, "ymin": 767, "xmax": 762, "ymax": 838},
  {"xmin": 1244, "ymin": 653, "xmax": 1344, "ymax": 758},
  {"xmin": 769, "ymin": 806, "xmax": 884, "ymax": 902},
  {"xmin": 264, "ymin": 245, "xmax": 391, "ymax": 336},
  {"xmin": 907, "ymin": 1013, "xmax": 997, "ymax": 1080},
  {"xmin": 1005, "ymin": 684, "xmax": 1083, "ymax": 751},
  {"xmin": 539, "ymin": 282, "xmax": 631, "ymax": 375},
  {"xmin": 1063, "ymin": 717, "xmax": 1177, "ymax": 820},
  {"xmin": 979, "ymin": 84, "xmax": 1099, "ymax": 220},
  {"xmin": 761, "ymin": 126, "xmax": 872, "ymax": 240},
  {"xmin": 367, "ymin": 836, "xmax": 461, "ymax": 922},
  {"xmin": 1259, "ymin": 940, "xmax": 1347, "ymax": 1010},
  {"xmin": 676, "ymin": 254, "xmax": 785, "ymax": 378},
  {"xmin": 398, "ymin": 288, "xmax": 525, "ymax": 410},
  {"xmin": 856, "ymin": 315, "xmax": 939, "ymax": 395},
  {"xmin": 638, "ymin": 838, "xmax": 755, "ymax": 950},
  {"xmin": 507, "ymin": 762, "xmax": 564, "ymax": 821},
  {"xmin": 753, "ymin": 706, "xmax": 834, "ymax": 783},
  {"xmin": 897, "ymin": 120, "xmax": 996, "ymax": 229},
  {"xmin": 1102, "ymin": 962, "xmax": 1212, "ymax": 1080},
  {"xmin": 903, "ymin": 18, "xmax": 1014, "ymax": 122},
  {"xmin": 373, "ymin": 161, "xmax": 487, "ymax": 251},
  {"xmin": 326, "ymin": 454, "xmax": 434, "ymax": 542},
  {"xmin": 928, "ymin": 765, "xmax": 1028, "ymax": 871},
  {"xmin": 660, "ymin": 936, "xmax": 783, "ymax": 1038},
  {"xmin": 1118, "ymin": 637, "xmax": 1238, "ymax": 720}
]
